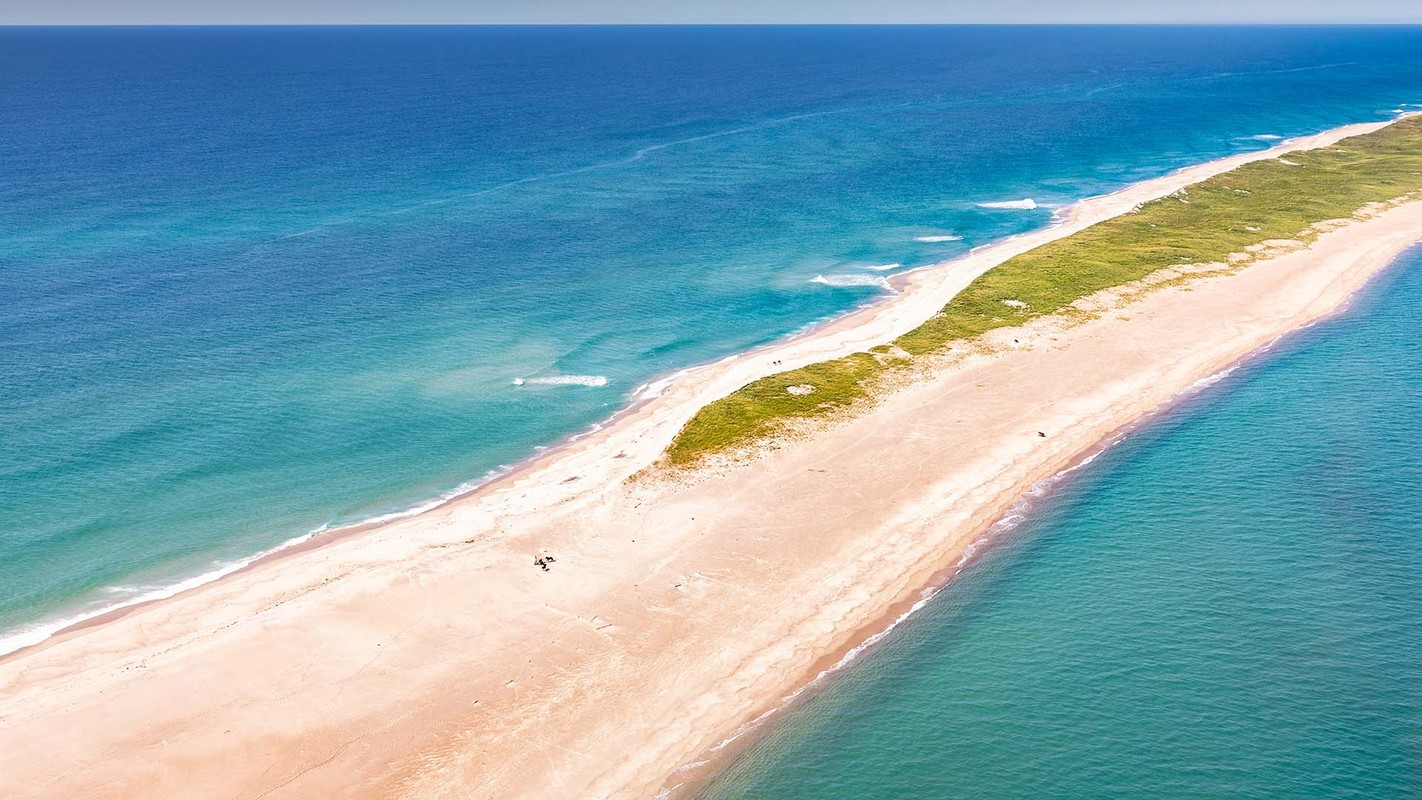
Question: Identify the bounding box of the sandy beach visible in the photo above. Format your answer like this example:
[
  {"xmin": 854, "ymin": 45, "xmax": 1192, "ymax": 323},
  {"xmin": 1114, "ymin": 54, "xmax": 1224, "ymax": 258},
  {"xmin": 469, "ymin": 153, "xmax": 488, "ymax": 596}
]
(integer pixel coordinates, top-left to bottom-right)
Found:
[{"xmin": 3, "ymin": 116, "xmax": 1421, "ymax": 800}]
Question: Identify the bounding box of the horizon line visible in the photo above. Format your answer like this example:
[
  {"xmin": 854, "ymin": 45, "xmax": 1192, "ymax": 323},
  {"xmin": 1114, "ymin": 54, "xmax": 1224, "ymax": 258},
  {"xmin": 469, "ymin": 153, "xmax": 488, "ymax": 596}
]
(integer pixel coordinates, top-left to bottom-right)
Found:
[{"xmin": 5, "ymin": 21, "xmax": 1422, "ymax": 28}]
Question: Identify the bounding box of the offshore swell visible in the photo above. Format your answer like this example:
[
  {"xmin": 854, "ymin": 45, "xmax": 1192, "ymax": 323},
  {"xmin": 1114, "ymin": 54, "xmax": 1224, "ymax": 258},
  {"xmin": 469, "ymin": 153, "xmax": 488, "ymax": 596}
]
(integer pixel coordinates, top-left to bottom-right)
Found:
[{"xmin": 6, "ymin": 26, "xmax": 1422, "ymax": 663}]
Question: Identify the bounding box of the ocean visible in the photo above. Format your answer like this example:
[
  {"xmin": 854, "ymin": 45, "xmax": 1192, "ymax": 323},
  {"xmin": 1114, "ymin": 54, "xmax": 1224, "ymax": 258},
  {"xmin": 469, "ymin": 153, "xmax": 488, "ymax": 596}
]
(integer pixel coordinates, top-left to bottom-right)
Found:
[
  {"xmin": 695, "ymin": 246, "xmax": 1422, "ymax": 799},
  {"xmin": 2, "ymin": 26, "xmax": 1421, "ymax": 664}
]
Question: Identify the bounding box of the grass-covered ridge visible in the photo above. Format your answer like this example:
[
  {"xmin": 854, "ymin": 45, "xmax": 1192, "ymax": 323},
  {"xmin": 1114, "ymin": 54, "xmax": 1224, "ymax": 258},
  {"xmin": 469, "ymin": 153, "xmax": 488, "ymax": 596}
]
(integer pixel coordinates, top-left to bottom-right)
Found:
[{"xmin": 666, "ymin": 117, "xmax": 1422, "ymax": 466}]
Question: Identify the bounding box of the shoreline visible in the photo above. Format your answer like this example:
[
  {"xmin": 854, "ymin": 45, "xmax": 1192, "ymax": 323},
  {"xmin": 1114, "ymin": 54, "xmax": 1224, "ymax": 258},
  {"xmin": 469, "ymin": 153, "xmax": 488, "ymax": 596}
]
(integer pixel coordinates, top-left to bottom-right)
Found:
[
  {"xmin": 654, "ymin": 261, "xmax": 1398, "ymax": 799},
  {"xmin": 3, "ymin": 117, "xmax": 1422, "ymax": 800},
  {"xmin": 0, "ymin": 115, "xmax": 1402, "ymax": 663},
  {"xmin": 649, "ymin": 207, "xmax": 1422, "ymax": 800}
]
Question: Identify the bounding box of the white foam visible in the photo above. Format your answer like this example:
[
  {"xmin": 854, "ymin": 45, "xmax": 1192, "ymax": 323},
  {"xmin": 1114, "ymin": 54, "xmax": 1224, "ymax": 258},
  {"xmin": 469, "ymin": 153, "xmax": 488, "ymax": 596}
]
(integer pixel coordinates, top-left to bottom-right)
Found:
[
  {"xmin": 977, "ymin": 199, "xmax": 1038, "ymax": 210},
  {"xmin": 342, "ymin": 471, "xmax": 503, "ymax": 528},
  {"xmin": 1247, "ymin": 134, "xmax": 1284, "ymax": 141},
  {"xmin": 700, "ymin": 580, "xmax": 948, "ymax": 758},
  {"xmin": 516, "ymin": 374, "xmax": 610, "ymax": 387},
  {"xmin": 914, "ymin": 234, "xmax": 964, "ymax": 243},
  {"xmin": 1178, "ymin": 366, "xmax": 1238, "ymax": 396},
  {"xmin": 0, "ymin": 465, "xmax": 522, "ymax": 659},
  {"xmin": 866, "ymin": 262, "xmax": 903, "ymax": 271},
  {"xmin": 810, "ymin": 274, "xmax": 891, "ymax": 289},
  {"xmin": 0, "ymin": 531, "xmax": 313, "ymax": 658},
  {"xmin": 633, "ymin": 371, "xmax": 686, "ymax": 401}
]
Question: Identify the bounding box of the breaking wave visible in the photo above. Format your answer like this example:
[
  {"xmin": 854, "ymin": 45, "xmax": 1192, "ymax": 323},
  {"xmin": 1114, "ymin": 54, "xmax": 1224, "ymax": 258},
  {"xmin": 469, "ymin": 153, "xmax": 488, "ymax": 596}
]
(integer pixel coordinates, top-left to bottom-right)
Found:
[
  {"xmin": 810, "ymin": 274, "xmax": 891, "ymax": 289},
  {"xmin": 514, "ymin": 374, "xmax": 610, "ymax": 387},
  {"xmin": 977, "ymin": 199, "xmax": 1038, "ymax": 210}
]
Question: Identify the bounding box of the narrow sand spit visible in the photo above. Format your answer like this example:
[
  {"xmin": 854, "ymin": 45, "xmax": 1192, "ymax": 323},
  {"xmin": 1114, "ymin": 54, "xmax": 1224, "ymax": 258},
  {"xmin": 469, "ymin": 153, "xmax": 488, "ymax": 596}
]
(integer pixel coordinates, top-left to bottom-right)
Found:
[{"xmin": 2, "ymin": 117, "xmax": 1420, "ymax": 800}]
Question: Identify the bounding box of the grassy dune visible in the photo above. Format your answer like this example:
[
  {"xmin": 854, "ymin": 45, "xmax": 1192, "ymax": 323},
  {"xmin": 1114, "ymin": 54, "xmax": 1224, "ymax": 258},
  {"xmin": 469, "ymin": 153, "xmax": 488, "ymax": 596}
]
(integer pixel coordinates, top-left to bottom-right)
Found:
[{"xmin": 666, "ymin": 116, "xmax": 1422, "ymax": 466}]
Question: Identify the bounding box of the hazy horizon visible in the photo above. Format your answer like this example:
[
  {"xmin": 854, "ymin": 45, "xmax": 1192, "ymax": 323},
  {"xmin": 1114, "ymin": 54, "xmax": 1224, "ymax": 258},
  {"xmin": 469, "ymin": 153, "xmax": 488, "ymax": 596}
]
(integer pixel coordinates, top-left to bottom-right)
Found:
[
  {"xmin": 10, "ymin": 22, "xmax": 1422, "ymax": 26},
  {"xmin": 4, "ymin": 0, "xmax": 1422, "ymax": 26}
]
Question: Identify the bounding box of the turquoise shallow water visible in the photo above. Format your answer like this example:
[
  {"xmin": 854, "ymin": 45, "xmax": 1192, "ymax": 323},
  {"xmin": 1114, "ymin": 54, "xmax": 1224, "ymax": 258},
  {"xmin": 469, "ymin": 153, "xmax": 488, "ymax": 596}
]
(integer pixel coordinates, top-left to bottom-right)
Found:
[
  {"xmin": 4, "ymin": 26, "xmax": 1422, "ymax": 650},
  {"xmin": 696, "ymin": 248, "xmax": 1422, "ymax": 799}
]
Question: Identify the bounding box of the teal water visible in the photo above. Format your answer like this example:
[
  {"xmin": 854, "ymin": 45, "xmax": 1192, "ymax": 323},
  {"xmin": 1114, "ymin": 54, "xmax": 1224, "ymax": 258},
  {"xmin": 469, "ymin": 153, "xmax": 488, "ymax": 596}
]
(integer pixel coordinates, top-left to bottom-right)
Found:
[
  {"xmin": 5, "ymin": 25, "xmax": 1422, "ymax": 653},
  {"xmin": 696, "ymin": 248, "xmax": 1422, "ymax": 799}
]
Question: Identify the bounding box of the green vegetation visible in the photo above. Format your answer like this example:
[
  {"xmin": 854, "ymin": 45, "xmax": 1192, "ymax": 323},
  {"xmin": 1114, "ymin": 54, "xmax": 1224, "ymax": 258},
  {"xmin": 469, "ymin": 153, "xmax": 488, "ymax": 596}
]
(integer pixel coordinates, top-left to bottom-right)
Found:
[{"xmin": 666, "ymin": 116, "xmax": 1422, "ymax": 466}]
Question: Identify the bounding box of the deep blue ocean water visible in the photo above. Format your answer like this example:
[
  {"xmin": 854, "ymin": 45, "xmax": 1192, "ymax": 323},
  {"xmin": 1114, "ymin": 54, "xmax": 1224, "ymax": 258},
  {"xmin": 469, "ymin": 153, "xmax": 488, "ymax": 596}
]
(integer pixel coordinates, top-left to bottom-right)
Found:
[
  {"xmin": 2, "ymin": 26, "xmax": 1421, "ymax": 654},
  {"xmin": 696, "ymin": 248, "xmax": 1422, "ymax": 799}
]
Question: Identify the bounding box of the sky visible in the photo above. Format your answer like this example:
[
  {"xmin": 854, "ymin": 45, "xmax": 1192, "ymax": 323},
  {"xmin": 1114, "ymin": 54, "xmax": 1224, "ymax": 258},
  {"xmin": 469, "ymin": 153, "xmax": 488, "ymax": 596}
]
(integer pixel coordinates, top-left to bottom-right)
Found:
[{"xmin": 3, "ymin": 0, "xmax": 1422, "ymax": 25}]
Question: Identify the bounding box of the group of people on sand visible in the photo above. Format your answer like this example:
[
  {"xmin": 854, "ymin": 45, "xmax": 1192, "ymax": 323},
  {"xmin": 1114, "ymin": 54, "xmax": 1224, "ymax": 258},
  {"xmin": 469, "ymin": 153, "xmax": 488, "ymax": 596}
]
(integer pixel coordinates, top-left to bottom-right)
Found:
[{"xmin": 534, "ymin": 554, "xmax": 557, "ymax": 572}]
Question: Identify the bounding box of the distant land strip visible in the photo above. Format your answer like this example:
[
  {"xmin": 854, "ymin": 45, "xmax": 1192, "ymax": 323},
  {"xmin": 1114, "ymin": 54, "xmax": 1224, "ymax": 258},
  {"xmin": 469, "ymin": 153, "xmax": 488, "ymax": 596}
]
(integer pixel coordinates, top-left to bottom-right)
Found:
[{"xmin": 665, "ymin": 115, "xmax": 1422, "ymax": 466}]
